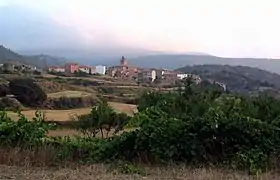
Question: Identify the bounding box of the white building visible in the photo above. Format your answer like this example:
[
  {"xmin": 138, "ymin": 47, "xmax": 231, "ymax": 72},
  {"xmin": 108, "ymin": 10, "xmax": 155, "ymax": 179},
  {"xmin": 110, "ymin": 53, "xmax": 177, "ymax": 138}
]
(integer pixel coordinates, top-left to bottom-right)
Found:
[
  {"xmin": 155, "ymin": 69, "xmax": 164, "ymax": 79},
  {"xmin": 177, "ymin": 73, "xmax": 189, "ymax": 80},
  {"xmin": 79, "ymin": 66, "xmax": 91, "ymax": 74},
  {"xmin": 95, "ymin": 65, "xmax": 106, "ymax": 75},
  {"xmin": 48, "ymin": 66, "xmax": 65, "ymax": 73},
  {"xmin": 139, "ymin": 69, "xmax": 156, "ymax": 82}
]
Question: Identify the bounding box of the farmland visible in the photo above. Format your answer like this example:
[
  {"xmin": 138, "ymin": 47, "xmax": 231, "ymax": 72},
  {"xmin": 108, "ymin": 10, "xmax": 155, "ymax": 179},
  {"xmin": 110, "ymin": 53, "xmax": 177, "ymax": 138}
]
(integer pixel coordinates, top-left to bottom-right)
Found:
[
  {"xmin": 48, "ymin": 91, "xmax": 92, "ymax": 98},
  {"xmin": 7, "ymin": 101, "xmax": 137, "ymax": 137},
  {"xmin": 7, "ymin": 102, "xmax": 137, "ymax": 121}
]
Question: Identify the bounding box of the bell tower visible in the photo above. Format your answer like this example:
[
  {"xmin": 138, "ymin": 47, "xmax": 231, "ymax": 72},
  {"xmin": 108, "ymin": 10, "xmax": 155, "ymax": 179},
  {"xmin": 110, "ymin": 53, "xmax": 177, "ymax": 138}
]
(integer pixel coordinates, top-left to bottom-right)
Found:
[{"xmin": 120, "ymin": 56, "xmax": 128, "ymax": 66}]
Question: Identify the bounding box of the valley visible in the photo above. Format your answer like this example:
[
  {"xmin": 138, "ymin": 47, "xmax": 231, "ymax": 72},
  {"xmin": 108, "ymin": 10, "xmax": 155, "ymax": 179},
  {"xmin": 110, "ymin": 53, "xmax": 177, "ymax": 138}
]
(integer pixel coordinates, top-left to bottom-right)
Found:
[
  {"xmin": 0, "ymin": 47, "xmax": 280, "ymax": 179},
  {"xmin": 2, "ymin": 2, "xmax": 280, "ymax": 179}
]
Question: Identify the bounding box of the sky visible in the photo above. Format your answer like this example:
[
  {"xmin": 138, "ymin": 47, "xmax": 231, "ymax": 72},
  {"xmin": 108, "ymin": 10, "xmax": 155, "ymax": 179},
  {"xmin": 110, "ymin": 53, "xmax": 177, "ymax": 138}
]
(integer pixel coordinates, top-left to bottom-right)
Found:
[{"xmin": 1, "ymin": 0, "xmax": 280, "ymax": 58}]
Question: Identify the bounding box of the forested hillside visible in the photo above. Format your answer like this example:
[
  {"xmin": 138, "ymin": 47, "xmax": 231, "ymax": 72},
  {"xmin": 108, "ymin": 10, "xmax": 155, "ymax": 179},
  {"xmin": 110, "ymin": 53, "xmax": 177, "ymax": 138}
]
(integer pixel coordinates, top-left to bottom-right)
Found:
[
  {"xmin": 0, "ymin": 45, "xmax": 66, "ymax": 68},
  {"xmin": 176, "ymin": 64, "xmax": 280, "ymax": 93}
]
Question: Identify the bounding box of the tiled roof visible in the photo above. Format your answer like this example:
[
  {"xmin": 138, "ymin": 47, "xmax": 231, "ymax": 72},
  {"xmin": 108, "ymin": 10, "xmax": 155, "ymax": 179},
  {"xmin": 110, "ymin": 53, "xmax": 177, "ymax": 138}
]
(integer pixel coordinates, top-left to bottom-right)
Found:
[{"xmin": 79, "ymin": 66, "xmax": 91, "ymax": 68}]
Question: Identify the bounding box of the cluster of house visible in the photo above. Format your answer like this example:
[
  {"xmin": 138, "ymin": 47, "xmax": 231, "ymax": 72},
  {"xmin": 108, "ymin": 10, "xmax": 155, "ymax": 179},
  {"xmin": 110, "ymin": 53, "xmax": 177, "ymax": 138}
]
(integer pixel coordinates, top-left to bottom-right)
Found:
[
  {"xmin": 47, "ymin": 57, "xmax": 231, "ymax": 91},
  {"xmin": 48, "ymin": 56, "xmax": 202, "ymax": 83},
  {"xmin": 48, "ymin": 63, "xmax": 106, "ymax": 75},
  {"xmin": 106, "ymin": 56, "xmax": 201, "ymax": 83},
  {"xmin": 0, "ymin": 62, "xmax": 38, "ymax": 72}
]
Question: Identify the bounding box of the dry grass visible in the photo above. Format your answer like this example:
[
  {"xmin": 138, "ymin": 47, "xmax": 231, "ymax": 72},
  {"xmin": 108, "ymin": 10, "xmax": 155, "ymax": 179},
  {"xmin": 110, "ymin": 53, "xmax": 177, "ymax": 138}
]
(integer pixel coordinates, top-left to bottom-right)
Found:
[
  {"xmin": 43, "ymin": 74, "xmax": 137, "ymax": 86},
  {"xmin": 48, "ymin": 91, "xmax": 92, "ymax": 98},
  {"xmin": 109, "ymin": 102, "xmax": 137, "ymax": 116},
  {"xmin": 0, "ymin": 164, "xmax": 278, "ymax": 180},
  {"xmin": 7, "ymin": 102, "xmax": 137, "ymax": 137},
  {"xmin": 7, "ymin": 102, "xmax": 137, "ymax": 122},
  {"xmin": 7, "ymin": 108, "xmax": 92, "ymax": 122}
]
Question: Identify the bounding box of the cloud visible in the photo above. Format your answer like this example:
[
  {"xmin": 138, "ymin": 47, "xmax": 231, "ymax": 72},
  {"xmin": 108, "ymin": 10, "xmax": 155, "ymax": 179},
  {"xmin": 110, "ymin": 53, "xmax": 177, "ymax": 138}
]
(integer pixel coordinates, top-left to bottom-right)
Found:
[{"xmin": 2, "ymin": 0, "xmax": 280, "ymax": 58}]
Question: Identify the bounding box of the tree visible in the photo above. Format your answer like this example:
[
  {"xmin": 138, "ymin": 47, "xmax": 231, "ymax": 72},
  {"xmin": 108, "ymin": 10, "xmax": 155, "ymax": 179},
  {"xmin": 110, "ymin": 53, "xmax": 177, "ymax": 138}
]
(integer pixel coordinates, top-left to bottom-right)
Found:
[
  {"xmin": 0, "ymin": 84, "xmax": 9, "ymax": 97},
  {"xmin": 76, "ymin": 100, "xmax": 130, "ymax": 138},
  {"xmin": 9, "ymin": 78, "xmax": 47, "ymax": 107}
]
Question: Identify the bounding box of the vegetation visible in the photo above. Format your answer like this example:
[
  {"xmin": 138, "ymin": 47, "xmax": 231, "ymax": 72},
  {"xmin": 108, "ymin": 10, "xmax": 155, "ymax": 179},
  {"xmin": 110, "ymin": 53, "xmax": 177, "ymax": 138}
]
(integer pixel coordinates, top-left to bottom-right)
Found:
[
  {"xmin": 176, "ymin": 64, "xmax": 280, "ymax": 93},
  {"xmin": 45, "ymin": 96, "xmax": 98, "ymax": 109},
  {"xmin": 9, "ymin": 78, "xmax": 47, "ymax": 107},
  {"xmin": 0, "ymin": 45, "xmax": 66, "ymax": 69},
  {"xmin": 0, "ymin": 83, "xmax": 9, "ymax": 97},
  {"xmin": 0, "ymin": 78, "xmax": 280, "ymax": 175},
  {"xmin": 0, "ymin": 97, "xmax": 23, "ymax": 110},
  {"xmin": 74, "ymin": 100, "xmax": 130, "ymax": 138}
]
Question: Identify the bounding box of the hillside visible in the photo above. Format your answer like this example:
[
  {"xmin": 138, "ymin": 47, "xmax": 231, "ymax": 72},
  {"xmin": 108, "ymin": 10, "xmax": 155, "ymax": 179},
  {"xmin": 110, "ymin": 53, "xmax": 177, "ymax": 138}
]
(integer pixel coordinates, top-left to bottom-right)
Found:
[
  {"xmin": 27, "ymin": 54, "xmax": 68, "ymax": 68},
  {"xmin": 0, "ymin": 45, "xmax": 28, "ymax": 64},
  {"xmin": 176, "ymin": 64, "xmax": 280, "ymax": 93},
  {"xmin": 129, "ymin": 54, "xmax": 280, "ymax": 74},
  {"xmin": 0, "ymin": 45, "xmax": 66, "ymax": 68}
]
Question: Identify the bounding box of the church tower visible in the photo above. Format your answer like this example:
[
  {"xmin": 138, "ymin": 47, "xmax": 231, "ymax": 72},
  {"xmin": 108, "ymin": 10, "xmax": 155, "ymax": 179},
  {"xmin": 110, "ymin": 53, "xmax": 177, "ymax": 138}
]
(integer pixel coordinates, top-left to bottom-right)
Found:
[{"xmin": 120, "ymin": 56, "xmax": 128, "ymax": 66}]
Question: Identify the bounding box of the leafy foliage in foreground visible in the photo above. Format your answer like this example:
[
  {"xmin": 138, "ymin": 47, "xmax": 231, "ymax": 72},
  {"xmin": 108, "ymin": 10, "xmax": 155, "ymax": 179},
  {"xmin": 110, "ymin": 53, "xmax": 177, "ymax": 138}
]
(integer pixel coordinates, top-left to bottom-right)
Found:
[
  {"xmin": 125, "ymin": 80, "xmax": 280, "ymax": 173},
  {"xmin": 0, "ymin": 78, "xmax": 280, "ymax": 174},
  {"xmin": 0, "ymin": 111, "xmax": 54, "ymax": 147}
]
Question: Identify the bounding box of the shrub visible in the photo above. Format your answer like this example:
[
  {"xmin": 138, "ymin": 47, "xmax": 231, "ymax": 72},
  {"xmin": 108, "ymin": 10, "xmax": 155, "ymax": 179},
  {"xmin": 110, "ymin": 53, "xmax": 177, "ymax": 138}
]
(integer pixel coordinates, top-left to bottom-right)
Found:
[
  {"xmin": 33, "ymin": 70, "xmax": 42, "ymax": 75},
  {"xmin": 71, "ymin": 79, "xmax": 99, "ymax": 86},
  {"xmin": 74, "ymin": 100, "xmax": 130, "ymax": 138},
  {"xmin": 9, "ymin": 78, "xmax": 47, "ymax": 107},
  {"xmin": 0, "ymin": 97, "xmax": 23, "ymax": 110},
  {"xmin": 74, "ymin": 70, "xmax": 89, "ymax": 77},
  {"xmin": 0, "ymin": 84, "xmax": 9, "ymax": 97},
  {"xmin": 111, "ymin": 80, "xmax": 280, "ymax": 172},
  {"xmin": 0, "ymin": 111, "xmax": 54, "ymax": 147},
  {"xmin": 1, "ymin": 77, "xmax": 280, "ymax": 174},
  {"xmin": 45, "ymin": 96, "xmax": 98, "ymax": 109}
]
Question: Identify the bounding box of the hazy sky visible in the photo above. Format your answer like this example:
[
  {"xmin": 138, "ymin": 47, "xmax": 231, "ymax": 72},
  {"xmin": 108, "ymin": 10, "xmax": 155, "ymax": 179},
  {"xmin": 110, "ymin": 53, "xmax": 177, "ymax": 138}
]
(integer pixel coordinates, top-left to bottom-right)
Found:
[{"xmin": 1, "ymin": 0, "xmax": 280, "ymax": 58}]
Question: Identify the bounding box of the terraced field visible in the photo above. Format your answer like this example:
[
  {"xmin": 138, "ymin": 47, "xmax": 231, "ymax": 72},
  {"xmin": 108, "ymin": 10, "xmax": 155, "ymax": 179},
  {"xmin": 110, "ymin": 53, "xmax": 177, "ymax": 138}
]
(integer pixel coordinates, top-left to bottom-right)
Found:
[
  {"xmin": 7, "ymin": 102, "xmax": 137, "ymax": 121},
  {"xmin": 48, "ymin": 91, "xmax": 92, "ymax": 98}
]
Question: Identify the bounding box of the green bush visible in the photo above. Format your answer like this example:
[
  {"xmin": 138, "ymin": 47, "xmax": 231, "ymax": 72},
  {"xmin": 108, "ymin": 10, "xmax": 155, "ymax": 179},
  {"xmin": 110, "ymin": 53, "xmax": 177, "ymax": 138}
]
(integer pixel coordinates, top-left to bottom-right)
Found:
[
  {"xmin": 0, "ymin": 78, "xmax": 280, "ymax": 174},
  {"xmin": 74, "ymin": 101, "xmax": 131, "ymax": 138},
  {"xmin": 0, "ymin": 111, "xmax": 54, "ymax": 147},
  {"xmin": 113, "ymin": 80, "xmax": 280, "ymax": 172}
]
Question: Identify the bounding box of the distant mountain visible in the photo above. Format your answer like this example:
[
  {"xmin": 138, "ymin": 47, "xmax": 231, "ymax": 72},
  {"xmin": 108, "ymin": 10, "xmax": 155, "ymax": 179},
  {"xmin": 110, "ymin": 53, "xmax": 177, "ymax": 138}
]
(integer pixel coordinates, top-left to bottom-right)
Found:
[
  {"xmin": 0, "ymin": 45, "xmax": 66, "ymax": 68},
  {"xmin": 176, "ymin": 64, "xmax": 280, "ymax": 93},
  {"xmin": 128, "ymin": 54, "xmax": 280, "ymax": 74},
  {"xmin": 27, "ymin": 54, "xmax": 68, "ymax": 68},
  {"xmin": 0, "ymin": 45, "xmax": 28, "ymax": 64}
]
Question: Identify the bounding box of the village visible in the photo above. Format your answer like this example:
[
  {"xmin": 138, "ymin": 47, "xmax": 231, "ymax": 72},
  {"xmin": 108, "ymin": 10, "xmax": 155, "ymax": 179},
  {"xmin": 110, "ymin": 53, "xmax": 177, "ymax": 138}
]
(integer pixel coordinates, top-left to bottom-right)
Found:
[
  {"xmin": 0, "ymin": 56, "xmax": 227, "ymax": 90},
  {"xmin": 47, "ymin": 56, "xmax": 202, "ymax": 84}
]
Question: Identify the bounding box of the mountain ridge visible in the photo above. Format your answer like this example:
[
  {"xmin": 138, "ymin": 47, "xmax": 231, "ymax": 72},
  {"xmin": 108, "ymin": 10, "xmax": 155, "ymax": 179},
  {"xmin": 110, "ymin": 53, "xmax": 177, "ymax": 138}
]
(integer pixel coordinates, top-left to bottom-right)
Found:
[
  {"xmin": 0, "ymin": 45, "xmax": 67, "ymax": 68},
  {"xmin": 128, "ymin": 54, "xmax": 280, "ymax": 74},
  {"xmin": 176, "ymin": 64, "xmax": 280, "ymax": 93}
]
